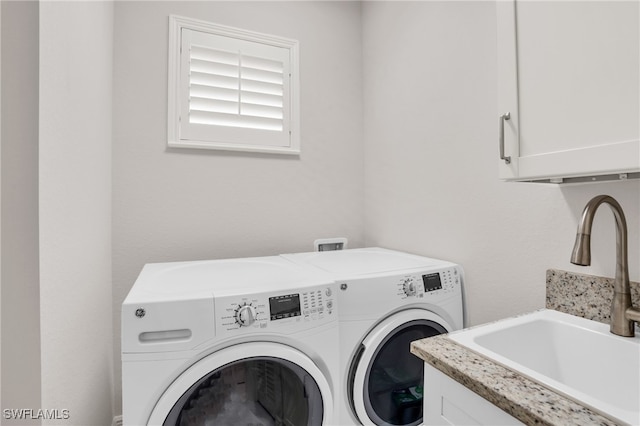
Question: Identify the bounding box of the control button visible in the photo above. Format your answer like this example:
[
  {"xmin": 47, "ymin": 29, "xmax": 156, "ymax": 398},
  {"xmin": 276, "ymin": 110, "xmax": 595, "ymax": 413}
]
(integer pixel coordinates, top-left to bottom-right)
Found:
[
  {"xmin": 326, "ymin": 300, "xmax": 333, "ymax": 310},
  {"xmin": 235, "ymin": 304, "xmax": 257, "ymax": 327},
  {"xmin": 403, "ymin": 279, "xmax": 417, "ymax": 296},
  {"xmin": 325, "ymin": 288, "xmax": 332, "ymax": 297}
]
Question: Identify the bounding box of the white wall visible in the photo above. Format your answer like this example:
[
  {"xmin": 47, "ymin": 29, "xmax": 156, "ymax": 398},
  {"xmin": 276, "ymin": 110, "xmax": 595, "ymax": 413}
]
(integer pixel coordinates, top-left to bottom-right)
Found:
[
  {"xmin": 39, "ymin": 2, "xmax": 114, "ymax": 425},
  {"xmin": 3, "ymin": 1, "xmax": 637, "ymax": 421},
  {"xmin": 362, "ymin": 1, "xmax": 640, "ymax": 327},
  {"xmin": 0, "ymin": 0, "xmax": 2, "ymax": 410},
  {"xmin": 1, "ymin": 2, "xmax": 42, "ymax": 421},
  {"xmin": 1, "ymin": 0, "xmax": 3, "ymax": 410},
  {"xmin": 112, "ymin": 0, "xmax": 364, "ymax": 414}
]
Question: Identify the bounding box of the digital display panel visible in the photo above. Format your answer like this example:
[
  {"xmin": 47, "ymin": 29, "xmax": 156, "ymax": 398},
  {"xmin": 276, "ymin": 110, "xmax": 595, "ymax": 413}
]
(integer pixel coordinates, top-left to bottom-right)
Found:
[
  {"xmin": 269, "ymin": 294, "xmax": 301, "ymax": 320},
  {"xmin": 422, "ymin": 273, "xmax": 442, "ymax": 292}
]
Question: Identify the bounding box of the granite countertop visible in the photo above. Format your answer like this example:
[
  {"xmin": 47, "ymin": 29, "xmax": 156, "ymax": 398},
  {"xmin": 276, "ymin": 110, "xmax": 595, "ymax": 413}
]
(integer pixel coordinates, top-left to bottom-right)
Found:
[
  {"xmin": 411, "ymin": 334, "xmax": 616, "ymax": 426},
  {"xmin": 410, "ymin": 269, "xmax": 639, "ymax": 426}
]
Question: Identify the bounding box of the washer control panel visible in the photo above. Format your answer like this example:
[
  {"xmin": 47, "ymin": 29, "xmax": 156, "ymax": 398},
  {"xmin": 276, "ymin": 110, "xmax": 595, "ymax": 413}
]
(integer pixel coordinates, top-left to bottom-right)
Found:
[
  {"xmin": 216, "ymin": 283, "xmax": 337, "ymax": 336},
  {"xmin": 396, "ymin": 266, "xmax": 461, "ymax": 299}
]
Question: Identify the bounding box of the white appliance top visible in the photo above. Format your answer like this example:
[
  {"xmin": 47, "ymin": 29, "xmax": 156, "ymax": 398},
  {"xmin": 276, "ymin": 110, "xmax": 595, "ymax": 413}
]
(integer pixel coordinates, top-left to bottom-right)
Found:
[
  {"xmin": 283, "ymin": 247, "xmax": 455, "ymax": 278},
  {"xmin": 125, "ymin": 255, "xmax": 334, "ymax": 304}
]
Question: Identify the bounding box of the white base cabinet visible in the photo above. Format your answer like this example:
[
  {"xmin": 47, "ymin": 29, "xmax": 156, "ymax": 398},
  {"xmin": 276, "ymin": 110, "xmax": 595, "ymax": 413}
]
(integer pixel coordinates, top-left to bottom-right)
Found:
[{"xmin": 423, "ymin": 364, "xmax": 524, "ymax": 426}]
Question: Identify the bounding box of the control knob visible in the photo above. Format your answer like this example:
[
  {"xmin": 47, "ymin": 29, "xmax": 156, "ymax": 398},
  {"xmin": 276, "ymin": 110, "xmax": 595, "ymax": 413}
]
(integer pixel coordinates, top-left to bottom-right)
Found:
[
  {"xmin": 403, "ymin": 279, "xmax": 417, "ymax": 296},
  {"xmin": 235, "ymin": 304, "xmax": 257, "ymax": 327}
]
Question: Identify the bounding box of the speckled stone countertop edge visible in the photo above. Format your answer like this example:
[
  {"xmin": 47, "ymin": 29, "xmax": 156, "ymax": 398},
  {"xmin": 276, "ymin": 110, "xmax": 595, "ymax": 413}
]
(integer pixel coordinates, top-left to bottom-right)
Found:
[{"xmin": 410, "ymin": 334, "xmax": 618, "ymax": 426}]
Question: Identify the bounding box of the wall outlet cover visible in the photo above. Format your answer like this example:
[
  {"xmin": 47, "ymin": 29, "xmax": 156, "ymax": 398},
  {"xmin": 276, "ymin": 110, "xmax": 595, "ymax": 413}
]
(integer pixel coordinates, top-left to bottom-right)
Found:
[{"xmin": 314, "ymin": 237, "xmax": 348, "ymax": 251}]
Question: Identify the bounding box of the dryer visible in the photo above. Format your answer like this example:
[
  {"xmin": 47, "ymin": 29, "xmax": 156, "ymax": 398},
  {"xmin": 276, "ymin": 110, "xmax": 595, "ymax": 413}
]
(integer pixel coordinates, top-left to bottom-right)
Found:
[
  {"xmin": 284, "ymin": 247, "xmax": 464, "ymax": 426},
  {"xmin": 121, "ymin": 256, "xmax": 340, "ymax": 426}
]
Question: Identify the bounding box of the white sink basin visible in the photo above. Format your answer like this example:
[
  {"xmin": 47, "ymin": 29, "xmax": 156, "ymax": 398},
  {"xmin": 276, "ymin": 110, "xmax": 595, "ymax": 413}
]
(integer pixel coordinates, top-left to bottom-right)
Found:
[{"xmin": 449, "ymin": 309, "xmax": 640, "ymax": 425}]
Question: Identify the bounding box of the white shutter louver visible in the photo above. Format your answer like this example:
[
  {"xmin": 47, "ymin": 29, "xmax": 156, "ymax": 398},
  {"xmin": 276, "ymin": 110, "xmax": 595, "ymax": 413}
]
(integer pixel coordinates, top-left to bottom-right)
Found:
[
  {"xmin": 168, "ymin": 17, "xmax": 300, "ymax": 154},
  {"xmin": 188, "ymin": 44, "xmax": 284, "ymax": 131}
]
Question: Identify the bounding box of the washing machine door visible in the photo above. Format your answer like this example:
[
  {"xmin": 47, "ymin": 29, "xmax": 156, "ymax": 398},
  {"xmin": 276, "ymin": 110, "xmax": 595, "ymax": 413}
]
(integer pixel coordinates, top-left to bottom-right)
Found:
[
  {"xmin": 148, "ymin": 342, "xmax": 333, "ymax": 426},
  {"xmin": 349, "ymin": 309, "xmax": 452, "ymax": 426}
]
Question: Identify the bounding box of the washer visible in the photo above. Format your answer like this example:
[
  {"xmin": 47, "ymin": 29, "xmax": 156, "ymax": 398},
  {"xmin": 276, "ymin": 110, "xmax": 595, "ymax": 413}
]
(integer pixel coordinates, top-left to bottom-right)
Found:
[
  {"xmin": 121, "ymin": 256, "xmax": 340, "ymax": 426},
  {"xmin": 284, "ymin": 247, "xmax": 464, "ymax": 426}
]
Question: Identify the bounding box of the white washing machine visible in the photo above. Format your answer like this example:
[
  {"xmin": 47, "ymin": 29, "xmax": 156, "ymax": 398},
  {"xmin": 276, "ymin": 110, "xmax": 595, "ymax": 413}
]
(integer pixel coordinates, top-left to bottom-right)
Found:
[
  {"xmin": 283, "ymin": 248, "xmax": 464, "ymax": 426},
  {"xmin": 121, "ymin": 256, "xmax": 340, "ymax": 426}
]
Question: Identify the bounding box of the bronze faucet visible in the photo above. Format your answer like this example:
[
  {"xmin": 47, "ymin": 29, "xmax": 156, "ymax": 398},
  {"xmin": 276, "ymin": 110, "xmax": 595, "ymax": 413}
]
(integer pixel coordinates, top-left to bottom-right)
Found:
[{"xmin": 570, "ymin": 195, "xmax": 640, "ymax": 337}]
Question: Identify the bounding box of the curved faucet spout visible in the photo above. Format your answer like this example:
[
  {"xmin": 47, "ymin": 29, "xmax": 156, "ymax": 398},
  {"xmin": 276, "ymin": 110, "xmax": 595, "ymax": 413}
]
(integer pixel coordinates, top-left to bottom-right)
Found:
[{"xmin": 570, "ymin": 195, "xmax": 638, "ymax": 337}]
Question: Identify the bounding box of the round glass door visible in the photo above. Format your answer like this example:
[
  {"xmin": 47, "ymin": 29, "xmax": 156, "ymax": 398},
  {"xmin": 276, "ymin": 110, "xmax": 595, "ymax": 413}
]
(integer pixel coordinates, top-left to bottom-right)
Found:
[
  {"xmin": 163, "ymin": 357, "xmax": 324, "ymax": 426},
  {"xmin": 354, "ymin": 318, "xmax": 447, "ymax": 426}
]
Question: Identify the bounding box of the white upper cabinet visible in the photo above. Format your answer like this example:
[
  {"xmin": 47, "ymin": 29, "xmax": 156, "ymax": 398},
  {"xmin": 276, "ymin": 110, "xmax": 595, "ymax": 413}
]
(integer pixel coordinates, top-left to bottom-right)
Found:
[{"xmin": 497, "ymin": 0, "xmax": 639, "ymax": 183}]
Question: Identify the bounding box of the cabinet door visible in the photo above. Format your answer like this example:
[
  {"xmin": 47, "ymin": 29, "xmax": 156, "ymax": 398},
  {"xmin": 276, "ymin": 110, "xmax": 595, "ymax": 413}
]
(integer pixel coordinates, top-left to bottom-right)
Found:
[
  {"xmin": 498, "ymin": 0, "xmax": 639, "ymax": 182},
  {"xmin": 423, "ymin": 364, "xmax": 523, "ymax": 425}
]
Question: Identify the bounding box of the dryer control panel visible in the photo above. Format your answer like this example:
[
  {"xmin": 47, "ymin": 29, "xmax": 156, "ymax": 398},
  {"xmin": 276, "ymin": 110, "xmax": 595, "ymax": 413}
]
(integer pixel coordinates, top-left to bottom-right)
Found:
[
  {"xmin": 215, "ymin": 283, "xmax": 337, "ymax": 338},
  {"xmin": 395, "ymin": 266, "xmax": 461, "ymax": 299}
]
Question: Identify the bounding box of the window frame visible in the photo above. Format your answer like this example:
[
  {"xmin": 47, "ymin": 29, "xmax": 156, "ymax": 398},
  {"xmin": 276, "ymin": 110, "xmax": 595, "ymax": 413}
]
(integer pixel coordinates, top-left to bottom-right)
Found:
[{"xmin": 168, "ymin": 15, "xmax": 300, "ymax": 155}]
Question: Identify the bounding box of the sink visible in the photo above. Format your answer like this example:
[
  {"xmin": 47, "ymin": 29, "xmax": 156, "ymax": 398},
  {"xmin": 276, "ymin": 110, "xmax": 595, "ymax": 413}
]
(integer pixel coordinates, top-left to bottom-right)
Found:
[{"xmin": 449, "ymin": 309, "xmax": 640, "ymax": 425}]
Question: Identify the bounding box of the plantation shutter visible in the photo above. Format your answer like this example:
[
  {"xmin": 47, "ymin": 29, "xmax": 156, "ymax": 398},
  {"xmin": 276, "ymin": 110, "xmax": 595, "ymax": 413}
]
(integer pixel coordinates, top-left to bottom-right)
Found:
[{"xmin": 169, "ymin": 17, "xmax": 299, "ymax": 154}]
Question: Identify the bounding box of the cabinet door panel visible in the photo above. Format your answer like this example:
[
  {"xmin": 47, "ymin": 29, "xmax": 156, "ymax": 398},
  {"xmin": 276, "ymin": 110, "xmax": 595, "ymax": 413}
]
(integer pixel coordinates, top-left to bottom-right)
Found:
[
  {"xmin": 498, "ymin": 0, "xmax": 639, "ymax": 182},
  {"xmin": 518, "ymin": 1, "xmax": 638, "ymax": 157}
]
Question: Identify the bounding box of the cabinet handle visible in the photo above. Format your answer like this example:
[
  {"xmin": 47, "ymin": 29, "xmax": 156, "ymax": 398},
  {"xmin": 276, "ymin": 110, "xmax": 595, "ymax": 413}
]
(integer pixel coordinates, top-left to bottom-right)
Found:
[{"xmin": 499, "ymin": 112, "xmax": 511, "ymax": 164}]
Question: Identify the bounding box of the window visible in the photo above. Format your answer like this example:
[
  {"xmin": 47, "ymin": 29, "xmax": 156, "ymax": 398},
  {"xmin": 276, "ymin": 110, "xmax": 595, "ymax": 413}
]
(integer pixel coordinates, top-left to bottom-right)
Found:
[{"xmin": 168, "ymin": 15, "xmax": 300, "ymax": 154}]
